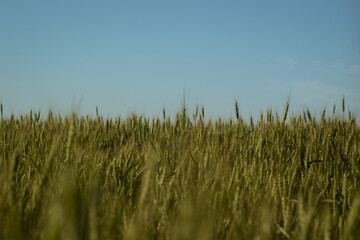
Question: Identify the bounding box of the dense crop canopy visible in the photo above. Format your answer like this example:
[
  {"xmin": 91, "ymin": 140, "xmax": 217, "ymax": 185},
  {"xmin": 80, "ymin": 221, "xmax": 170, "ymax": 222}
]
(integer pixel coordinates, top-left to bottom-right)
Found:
[{"xmin": 0, "ymin": 102, "xmax": 359, "ymax": 239}]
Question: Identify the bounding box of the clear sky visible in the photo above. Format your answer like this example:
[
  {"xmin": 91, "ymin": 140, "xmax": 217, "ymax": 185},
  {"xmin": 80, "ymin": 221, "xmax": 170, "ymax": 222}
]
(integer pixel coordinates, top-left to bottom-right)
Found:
[{"xmin": 1, "ymin": 1, "xmax": 359, "ymax": 120}]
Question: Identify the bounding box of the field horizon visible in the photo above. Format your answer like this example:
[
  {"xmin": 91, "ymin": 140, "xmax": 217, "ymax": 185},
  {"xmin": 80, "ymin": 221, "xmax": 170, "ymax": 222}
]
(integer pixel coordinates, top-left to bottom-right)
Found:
[{"xmin": 1, "ymin": 96, "xmax": 359, "ymax": 124}]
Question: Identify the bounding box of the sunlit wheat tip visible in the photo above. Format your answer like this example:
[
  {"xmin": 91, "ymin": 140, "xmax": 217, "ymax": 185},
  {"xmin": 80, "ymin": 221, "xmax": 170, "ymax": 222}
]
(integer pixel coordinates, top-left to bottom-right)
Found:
[{"xmin": 282, "ymin": 102, "xmax": 289, "ymax": 124}]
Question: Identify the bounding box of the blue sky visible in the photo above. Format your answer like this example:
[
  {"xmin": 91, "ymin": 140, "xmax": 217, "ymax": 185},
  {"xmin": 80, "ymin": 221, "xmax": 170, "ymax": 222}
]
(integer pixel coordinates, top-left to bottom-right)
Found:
[{"xmin": 1, "ymin": 1, "xmax": 359, "ymax": 120}]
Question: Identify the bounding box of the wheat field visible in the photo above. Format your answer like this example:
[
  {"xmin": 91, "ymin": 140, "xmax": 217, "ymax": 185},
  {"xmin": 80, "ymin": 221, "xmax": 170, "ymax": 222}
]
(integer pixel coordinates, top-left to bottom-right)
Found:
[{"xmin": 0, "ymin": 100, "xmax": 359, "ymax": 240}]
